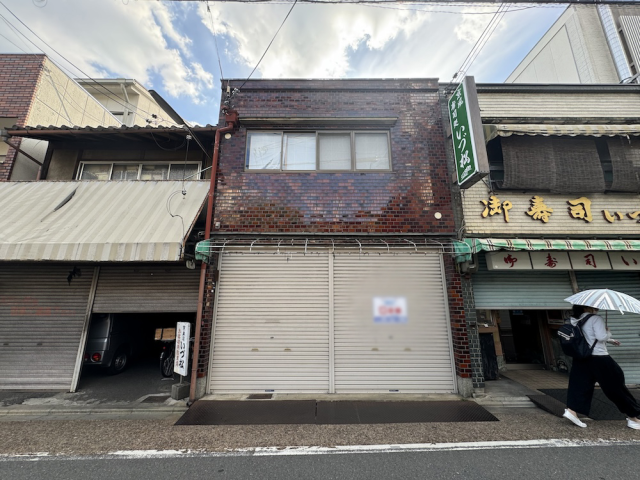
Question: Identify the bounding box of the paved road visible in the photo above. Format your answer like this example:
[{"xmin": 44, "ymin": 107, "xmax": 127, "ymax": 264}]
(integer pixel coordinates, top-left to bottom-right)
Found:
[{"xmin": 2, "ymin": 442, "xmax": 639, "ymax": 480}]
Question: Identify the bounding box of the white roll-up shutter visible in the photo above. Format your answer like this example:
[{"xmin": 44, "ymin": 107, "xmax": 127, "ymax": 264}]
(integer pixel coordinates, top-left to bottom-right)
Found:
[
  {"xmin": 575, "ymin": 271, "xmax": 640, "ymax": 385},
  {"xmin": 92, "ymin": 264, "xmax": 200, "ymax": 313},
  {"xmin": 473, "ymin": 254, "xmax": 574, "ymax": 309},
  {"xmin": 333, "ymin": 254, "xmax": 456, "ymax": 393},
  {"xmin": 0, "ymin": 264, "xmax": 93, "ymax": 390},
  {"xmin": 209, "ymin": 253, "xmax": 330, "ymax": 393}
]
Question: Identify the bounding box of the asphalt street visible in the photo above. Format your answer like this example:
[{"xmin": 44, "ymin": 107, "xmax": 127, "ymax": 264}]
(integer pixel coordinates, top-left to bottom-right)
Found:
[{"xmin": 2, "ymin": 443, "xmax": 639, "ymax": 480}]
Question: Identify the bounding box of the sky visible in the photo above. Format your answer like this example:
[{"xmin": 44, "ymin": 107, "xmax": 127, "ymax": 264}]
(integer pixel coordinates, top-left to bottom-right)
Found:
[{"xmin": 0, "ymin": 0, "xmax": 568, "ymax": 126}]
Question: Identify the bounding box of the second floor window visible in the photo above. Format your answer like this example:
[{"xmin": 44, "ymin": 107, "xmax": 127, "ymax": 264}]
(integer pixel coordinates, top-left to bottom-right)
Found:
[
  {"xmin": 245, "ymin": 131, "xmax": 391, "ymax": 171},
  {"xmin": 78, "ymin": 162, "xmax": 201, "ymax": 181}
]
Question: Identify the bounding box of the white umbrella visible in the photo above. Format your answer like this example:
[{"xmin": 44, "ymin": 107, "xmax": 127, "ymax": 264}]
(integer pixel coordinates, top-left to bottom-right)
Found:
[{"xmin": 564, "ymin": 289, "xmax": 640, "ymax": 315}]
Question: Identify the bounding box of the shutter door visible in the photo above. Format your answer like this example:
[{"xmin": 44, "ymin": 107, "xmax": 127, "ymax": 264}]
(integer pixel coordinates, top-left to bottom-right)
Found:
[
  {"xmin": 473, "ymin": 254, "xmax": 574, "ymax": 309},
  {"xmin": 209, "ymin": 253, "xmax": 330, "ymax": 393},
  {"xmin": 0, "ymin": 264, "xmax": 93, "ymax": 390},
  {"xmin": 333, "ymin": 254, "xmax": 456, "ymax": 393},
  {"xmin": 92, "ymin": 264, "xmax": 200, "ymax": 313},
  {"xmin": 575, "ymin": 272, "xmax": 640, "ymax": 385}
]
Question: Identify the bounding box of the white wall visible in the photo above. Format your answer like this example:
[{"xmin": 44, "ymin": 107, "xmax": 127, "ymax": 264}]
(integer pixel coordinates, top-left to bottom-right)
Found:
[{"xmin": 507, "ymin": 6, "xmax": 618, "ymax": 84}]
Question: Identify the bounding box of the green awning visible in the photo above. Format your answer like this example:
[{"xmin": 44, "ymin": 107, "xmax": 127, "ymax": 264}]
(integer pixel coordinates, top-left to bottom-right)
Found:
[{"xmin": 454, "ymin": 238, "xmax": 640, "ymax": 263}]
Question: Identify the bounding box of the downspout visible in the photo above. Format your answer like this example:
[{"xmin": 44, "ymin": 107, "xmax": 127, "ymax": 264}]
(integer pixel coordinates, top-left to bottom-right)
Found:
[{"xmin": 189, "ymin": 110, "xmax": 238, "ymax": 405}]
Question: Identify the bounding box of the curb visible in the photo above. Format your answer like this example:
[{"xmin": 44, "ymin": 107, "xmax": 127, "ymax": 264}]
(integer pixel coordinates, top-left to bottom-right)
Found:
[{"xmin": 0, "ymin": 405, "xmax": 188, "ymax": 417}]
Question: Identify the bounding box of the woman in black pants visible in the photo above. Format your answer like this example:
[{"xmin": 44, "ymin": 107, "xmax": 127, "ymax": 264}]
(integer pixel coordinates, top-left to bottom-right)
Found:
[{"xmin": 563, "ymin": 305, "xmax": 640, "ymax": 429}]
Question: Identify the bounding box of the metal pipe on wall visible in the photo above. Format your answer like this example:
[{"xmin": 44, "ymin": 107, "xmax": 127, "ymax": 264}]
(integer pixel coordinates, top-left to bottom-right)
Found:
[{"xmin": 189, "ymin": 113, "xmax": 236, "ymax": 404}]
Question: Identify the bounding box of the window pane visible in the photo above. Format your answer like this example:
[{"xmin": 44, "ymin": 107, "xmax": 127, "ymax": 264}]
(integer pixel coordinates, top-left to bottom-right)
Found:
[
  {"xmin": 80, "ymin": 164, "xmax": 111, "ymax": 180},
  {"xmin": 246, "ymin": 132, "xmax": 282, "ymax": 169},
  {"xmin": 355, "ymin": 133, "xmax": 390, "ymax": 170},
  {"xmin": 283, "ymin": 133, "xmax": 315, "ymax": 170},
  {"xmin": 111, "ymin": 164, "xmax": 139, "ymax": 180},
  {"xmin": 169, "ymin": 164, "xmax": 200, "ymax": 180},
  {"xmin": 140, "ymin": 164, "xmax": 169, "ymax": 180},
  {"xmin": 319, "ymin": 134, "xmax": 351, "ymax": 170}
]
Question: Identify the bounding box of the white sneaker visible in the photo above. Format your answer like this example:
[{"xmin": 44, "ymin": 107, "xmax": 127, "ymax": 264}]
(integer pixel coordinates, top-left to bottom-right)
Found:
[
  {"xmin": 626, "ymin": 418, "xmax": 640, "ymax": 430},
  {"xmin": 563, "ymin": 409, "xmax": 587, "ymax": 428}
]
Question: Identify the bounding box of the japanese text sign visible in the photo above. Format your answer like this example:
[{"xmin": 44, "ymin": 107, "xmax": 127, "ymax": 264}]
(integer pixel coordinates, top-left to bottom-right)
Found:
[
  {"xmin": 568, "ymin": 252, "xmax": 611, "ymax": 270},
  {"xmin": 530, "ymin": 251, "xmax": 571, "ymax": 270},
  {"xmin": 448, "ymin": 76, "xmax": 489, "ymax": 188},
  {"xmin": 373, "ymin": 297, "xmax": 408, "ymax": 324},
  {"xmin": 174, "ymin": 321, "xmax": 190, "ymax": 376},
  {"xmin": 486, "ymin": 251, "xmax": 532, "ymax": 270}
]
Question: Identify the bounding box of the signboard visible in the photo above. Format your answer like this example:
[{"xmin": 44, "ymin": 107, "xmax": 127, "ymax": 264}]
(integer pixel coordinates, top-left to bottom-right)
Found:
[
  {"xmin": 373, "ymin": 297, "xmax": 408, "ymax": 324},
  {"xmin": 530, "ymin": 251, "xmax": 572, "ymax": 270},
  {"xmin": 486, "ymin": 251, "xmax": 532, "ymax": 270},
  {"xmin": 609, "ymin": 252, "xmax": 640, "ymax": 270},
  {"xmin": 568, "ymin": 251, "xmax": 612, "ymax": 270},
  {"xmin": 448, "ymin": 76, "xmax": 489, "ymax": 188},
  {"xmin": 174, "ymin": 322, "xmax": 190, "ymax": 376}
]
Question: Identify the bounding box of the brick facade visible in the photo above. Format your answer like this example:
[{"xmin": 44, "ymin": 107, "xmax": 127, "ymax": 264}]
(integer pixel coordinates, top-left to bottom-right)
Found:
[
  {"xmin": 195, "ymin": 79, "xmax": 473, "ymax": 392},
  {"xmin": 214, "ymin": 79, "xmax": 455, "ymax": 235},
  {"xmin": 196, "ymin": 260, "xmax": 218, "ymax": 379},
  {"xmin": 0, "ymin": 54, "xmax": 45, "ymax": 181}
]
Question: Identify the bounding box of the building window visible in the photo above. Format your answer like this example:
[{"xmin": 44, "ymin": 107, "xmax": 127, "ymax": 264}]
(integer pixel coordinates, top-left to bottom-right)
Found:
[
  {"xmin": 77, "ymin": 162, "xmax": 201, "ymax": 181},
  {"xmin": 245, "ymin": 131, "xmax": 391, "ymax": 171}
]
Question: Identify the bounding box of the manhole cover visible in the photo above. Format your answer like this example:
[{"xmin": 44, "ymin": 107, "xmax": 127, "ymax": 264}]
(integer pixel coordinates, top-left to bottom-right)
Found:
[{"xmin": 246, "ymin": 394, "xmax": 273, "ymax": 400}]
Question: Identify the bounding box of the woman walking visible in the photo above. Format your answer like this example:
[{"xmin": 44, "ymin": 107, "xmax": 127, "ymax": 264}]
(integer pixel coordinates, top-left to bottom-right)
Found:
[{"xmin": 563, "ymin": 305, "xmax": 640, "ymax": 429}]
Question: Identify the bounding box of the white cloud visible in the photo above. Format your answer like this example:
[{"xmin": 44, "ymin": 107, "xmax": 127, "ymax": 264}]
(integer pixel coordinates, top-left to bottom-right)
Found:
[
  {"xmin": 201, "ymin": 4, "xmax": 434, "ymax": 78},
  {"xmin": 0, "ymin": 0, "xmax": 214, "ymax": 105}
]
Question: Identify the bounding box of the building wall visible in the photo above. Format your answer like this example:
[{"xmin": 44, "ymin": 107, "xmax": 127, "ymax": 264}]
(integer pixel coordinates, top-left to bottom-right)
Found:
[
  {"xmin": 462, "ymin": 181, "xmax": 640, "ymax": 237},
  {"xmin": 79, "ymin": 82, "xmax": 178, "ymax": 127},
  {"xmin": 214, "ymin": 79, "xmax": 455, "ymax": 235},
  {"xmin": 477, "ymin": 88, "xmax": 640, "ymax": 121},
  {"xmin": 507, "ymin": 6, "xmax": 618, "ymax": 84},
  {"xmin": 1, "ymin": 55, "xmax": 121, "ymax": 181},
  {"xmin": 0, "ymin": 54, "xmax": 44, "ymax": 181}
]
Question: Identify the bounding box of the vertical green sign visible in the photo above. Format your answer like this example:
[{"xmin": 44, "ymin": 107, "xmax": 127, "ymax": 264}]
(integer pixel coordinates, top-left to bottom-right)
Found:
[{"xmin": 448, "ymin": 78, "xmax": 486, "ymax": 188}]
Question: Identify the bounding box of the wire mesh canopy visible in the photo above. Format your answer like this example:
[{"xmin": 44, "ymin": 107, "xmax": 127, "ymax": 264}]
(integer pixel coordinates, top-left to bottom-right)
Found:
[{"xmin": 564, "ymin": 289, "xmax": 640, "ymax": 315}]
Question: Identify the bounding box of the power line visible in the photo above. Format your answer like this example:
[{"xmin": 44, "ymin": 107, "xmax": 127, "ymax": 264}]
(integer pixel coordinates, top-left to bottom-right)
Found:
[
  {"xmin": 448, "ymin": 2, "xmax": 509, "ymax": 88},
  {"xmin": 206, "ymin": 1, "xmax": 225, "ymax": 81},
  {"xmin": 0, "ymin": 1, "xmax": 182, "ymax": 128},
  {"xmin": 237, "ymin": 0, "xmax": 298, "ymax": 90}
]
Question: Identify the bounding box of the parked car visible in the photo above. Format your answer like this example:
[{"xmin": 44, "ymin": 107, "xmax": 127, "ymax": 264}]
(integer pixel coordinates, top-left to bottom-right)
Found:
[{"xmin": 83, "ymin": 313, "xmax": 136, "ymax": 375}]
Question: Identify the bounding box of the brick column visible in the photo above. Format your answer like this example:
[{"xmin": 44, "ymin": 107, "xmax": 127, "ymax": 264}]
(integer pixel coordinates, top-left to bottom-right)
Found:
[{"xmin": 194, "ymin": 256, "xmax": 218, "ymax": 398}]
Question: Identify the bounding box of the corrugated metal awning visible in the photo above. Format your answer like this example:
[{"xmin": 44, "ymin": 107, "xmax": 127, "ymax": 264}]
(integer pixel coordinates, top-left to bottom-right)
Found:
[
  {"xmin": 484, "ymin": 124, "xmax": 640, "ymax": 142},
  {"xmin": 0, "ymin": 181, "xmax": 209, "ymax": 262},
  {"xmin": 455, "ymin": 238, "xmax": 640, "ymax": 262}
]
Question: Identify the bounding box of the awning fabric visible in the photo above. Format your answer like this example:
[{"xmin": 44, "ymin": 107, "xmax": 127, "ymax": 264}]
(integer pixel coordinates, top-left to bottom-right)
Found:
[
  {"xmin": 484, "ymin": 124, "xmax": 640, "ymax": 142},
  {"xmin": 0, "ymin": 181, "xmax": 209, "ymax": 262},
  {"xmin": 454, "ymin": 238, "xmax": 640, "ymax": 263}
]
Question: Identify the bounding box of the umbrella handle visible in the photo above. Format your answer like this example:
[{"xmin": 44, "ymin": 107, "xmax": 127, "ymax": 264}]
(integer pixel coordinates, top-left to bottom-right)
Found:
[{"xmin": 606, "ymin": 310, "xmax": 608, "ymax": 329}]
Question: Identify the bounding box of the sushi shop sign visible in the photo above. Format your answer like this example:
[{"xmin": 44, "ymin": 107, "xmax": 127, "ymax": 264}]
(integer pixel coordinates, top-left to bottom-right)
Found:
[
  {"xmin": 448, "ymin": 76, "xmax": 489, "ymax": 188},
  {"xmin": 487, "ymin": 251, "xmax": 640, "ymax": 271}
]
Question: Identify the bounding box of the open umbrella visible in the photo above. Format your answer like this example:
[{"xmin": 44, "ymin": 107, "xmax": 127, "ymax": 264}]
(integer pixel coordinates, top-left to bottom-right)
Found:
[{"xmin": 564, "ymin": 289, "xmax": 640, "ymax": 315}]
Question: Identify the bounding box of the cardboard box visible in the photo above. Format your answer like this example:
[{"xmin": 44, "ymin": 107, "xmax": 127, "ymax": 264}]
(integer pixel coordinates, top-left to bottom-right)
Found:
[{"xmin": 154, "ymin": 328, "xmax": 176, "ymax": 341}]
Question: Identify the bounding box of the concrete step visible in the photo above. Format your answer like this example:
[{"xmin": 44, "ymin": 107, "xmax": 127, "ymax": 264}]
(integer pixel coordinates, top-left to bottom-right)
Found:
[{"xmin": 474, "ymin": 396, "xmax": 536, "ymax": 408}]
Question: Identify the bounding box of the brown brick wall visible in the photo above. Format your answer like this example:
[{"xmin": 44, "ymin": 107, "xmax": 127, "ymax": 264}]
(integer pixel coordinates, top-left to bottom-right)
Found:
[
  {"xmin": 444, "ymin": 254, "xmax": 471, "ymax": 379},
  {"xmin": 214, "ymin": 79, "xmax": 455, "ymax": 235},
  {"xmin": 196, "ymin": 260, "xmax": 218, "ymax": 378},
  {"xmin": 0, "ymin": 54, "xmax": 45, "ymax": 180}
]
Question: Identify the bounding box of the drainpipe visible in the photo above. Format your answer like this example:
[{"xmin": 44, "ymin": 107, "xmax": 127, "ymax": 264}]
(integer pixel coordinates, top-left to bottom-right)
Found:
[{"xmin": 189, "ymin": 110, "xmax": 238, "ymax": 405}]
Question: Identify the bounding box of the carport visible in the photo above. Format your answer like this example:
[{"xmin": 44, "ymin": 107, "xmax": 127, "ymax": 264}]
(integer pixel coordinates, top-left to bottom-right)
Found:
[{"xmin": 0, "ymin": 180, "xmax": 208, "ymax": 392}]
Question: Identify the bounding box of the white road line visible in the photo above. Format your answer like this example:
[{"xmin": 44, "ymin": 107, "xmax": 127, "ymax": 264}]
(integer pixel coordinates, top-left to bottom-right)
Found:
[{"xmin": 2, "ymin": 438, "xmax": 640, "ymax": 461}]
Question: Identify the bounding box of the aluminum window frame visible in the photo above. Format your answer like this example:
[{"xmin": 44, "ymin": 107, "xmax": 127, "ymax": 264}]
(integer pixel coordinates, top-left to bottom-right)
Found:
[
  {"xmin": 245, "ymin": 130, "xmax": 392, "ymax": 173},
  {"xmin": 76, "ymin": 161, "xmax": 202, "ymax": 181}
]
